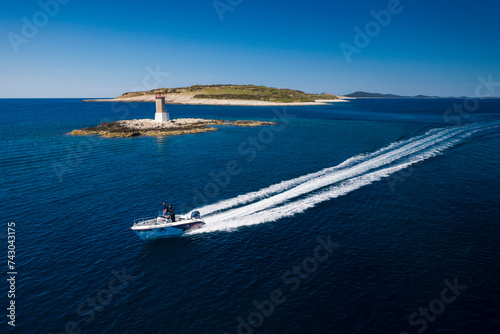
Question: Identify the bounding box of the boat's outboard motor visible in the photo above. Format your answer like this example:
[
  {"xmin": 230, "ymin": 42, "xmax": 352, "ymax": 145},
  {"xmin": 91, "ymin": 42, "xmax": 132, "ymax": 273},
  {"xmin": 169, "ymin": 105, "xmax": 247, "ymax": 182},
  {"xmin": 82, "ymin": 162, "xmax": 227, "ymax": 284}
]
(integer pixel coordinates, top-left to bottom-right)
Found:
[{"xmin": 191, "ymin": 211, "xmax": 201, "ymax": 220}]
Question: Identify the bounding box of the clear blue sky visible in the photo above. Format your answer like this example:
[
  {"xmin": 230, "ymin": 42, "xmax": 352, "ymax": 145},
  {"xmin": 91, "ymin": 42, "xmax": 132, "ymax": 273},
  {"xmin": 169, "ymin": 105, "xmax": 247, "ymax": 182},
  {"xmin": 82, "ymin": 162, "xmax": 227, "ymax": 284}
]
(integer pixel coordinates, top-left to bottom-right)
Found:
[{"xmin": 1, "ymin": 0, "xmax": 499, "ymax": 97}]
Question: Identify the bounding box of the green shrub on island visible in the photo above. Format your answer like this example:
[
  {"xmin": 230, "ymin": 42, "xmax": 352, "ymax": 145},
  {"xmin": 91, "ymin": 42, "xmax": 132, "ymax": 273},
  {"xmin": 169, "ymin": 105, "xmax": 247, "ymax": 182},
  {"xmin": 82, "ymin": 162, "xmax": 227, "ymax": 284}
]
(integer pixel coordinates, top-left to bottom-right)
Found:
[{"xmin": 117, "ymin": 84, "xmax": 337, "ymax": 103}]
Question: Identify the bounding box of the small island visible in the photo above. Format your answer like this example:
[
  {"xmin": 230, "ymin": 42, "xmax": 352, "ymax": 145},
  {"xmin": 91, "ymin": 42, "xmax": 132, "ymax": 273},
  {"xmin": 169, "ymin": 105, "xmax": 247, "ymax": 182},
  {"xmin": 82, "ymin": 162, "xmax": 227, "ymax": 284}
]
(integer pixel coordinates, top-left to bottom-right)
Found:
[
  {"xmin": 70, "ymin": 118, "xmax": 276, "ymax": 138},
  {"xmin": 83, "ymin": 84, "xmax": 345, "ymax": 106}
]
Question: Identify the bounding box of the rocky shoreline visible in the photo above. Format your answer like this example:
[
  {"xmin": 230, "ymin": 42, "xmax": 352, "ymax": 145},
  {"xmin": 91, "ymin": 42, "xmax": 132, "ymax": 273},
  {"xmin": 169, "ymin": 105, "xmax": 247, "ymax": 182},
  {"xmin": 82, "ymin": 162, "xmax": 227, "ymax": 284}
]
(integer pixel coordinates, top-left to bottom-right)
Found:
[{"xmin": 70, "ymin": 118, "xmax": 277, "ymax": 138}]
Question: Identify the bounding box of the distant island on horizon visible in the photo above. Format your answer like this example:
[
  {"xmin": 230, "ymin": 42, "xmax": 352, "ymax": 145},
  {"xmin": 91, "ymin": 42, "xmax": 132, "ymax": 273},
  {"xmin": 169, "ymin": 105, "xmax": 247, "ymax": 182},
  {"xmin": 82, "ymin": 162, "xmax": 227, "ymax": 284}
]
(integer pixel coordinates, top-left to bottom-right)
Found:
[
  {"xmin": 343, "ymin": 91, "xmax": 498, "ymax": 99},
  {"xmin": 345, "ymin": 91, "xmax": 439, "ymax": 98}
]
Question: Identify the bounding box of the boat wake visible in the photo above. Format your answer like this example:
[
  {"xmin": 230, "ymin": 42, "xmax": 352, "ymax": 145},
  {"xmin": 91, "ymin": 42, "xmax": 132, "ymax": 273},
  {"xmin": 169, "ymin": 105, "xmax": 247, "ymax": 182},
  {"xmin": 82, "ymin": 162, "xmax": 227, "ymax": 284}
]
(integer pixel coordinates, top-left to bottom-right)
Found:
[{"xmin": 188, "ymin": 122, "xmax": 500, "ymax": 235}]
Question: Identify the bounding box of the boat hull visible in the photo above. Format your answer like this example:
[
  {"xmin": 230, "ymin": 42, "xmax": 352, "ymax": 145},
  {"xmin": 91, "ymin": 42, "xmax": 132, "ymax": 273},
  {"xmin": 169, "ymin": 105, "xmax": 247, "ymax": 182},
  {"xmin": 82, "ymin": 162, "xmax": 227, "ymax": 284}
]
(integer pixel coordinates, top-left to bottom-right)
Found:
[{"xmin": 132, "ymin": 221, "xmax": 205, "ymax": 240}]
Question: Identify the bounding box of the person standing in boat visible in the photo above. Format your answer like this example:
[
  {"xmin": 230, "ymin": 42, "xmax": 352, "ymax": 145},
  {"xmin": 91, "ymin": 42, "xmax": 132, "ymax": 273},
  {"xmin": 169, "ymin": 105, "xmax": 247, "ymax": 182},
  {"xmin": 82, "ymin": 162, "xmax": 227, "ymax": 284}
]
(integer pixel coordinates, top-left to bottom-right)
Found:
[
  {"xmin": 162, "ymin": 202, "xmax": 168, "ymax": 216},
  {"xmin": 168, "ymin": 204, "xmax": 176, "ymax": 222}
]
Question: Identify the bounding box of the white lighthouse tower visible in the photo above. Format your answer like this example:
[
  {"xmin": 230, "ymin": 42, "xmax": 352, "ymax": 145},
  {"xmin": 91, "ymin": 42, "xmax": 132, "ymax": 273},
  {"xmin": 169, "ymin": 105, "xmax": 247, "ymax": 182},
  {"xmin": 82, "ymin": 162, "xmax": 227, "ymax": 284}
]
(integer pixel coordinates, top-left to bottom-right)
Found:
[{"xmin": 154, "ymin": 92, "xmax": 169, "ymax": 122}]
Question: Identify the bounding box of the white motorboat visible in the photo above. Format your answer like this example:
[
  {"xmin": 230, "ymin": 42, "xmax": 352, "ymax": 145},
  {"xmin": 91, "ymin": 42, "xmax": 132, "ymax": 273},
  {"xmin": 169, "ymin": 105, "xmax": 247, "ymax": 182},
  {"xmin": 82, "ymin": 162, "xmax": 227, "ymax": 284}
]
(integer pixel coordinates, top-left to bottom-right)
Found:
[{"xmin": 131, "ymin": 211, "xmax": 205, "ymax": 240}]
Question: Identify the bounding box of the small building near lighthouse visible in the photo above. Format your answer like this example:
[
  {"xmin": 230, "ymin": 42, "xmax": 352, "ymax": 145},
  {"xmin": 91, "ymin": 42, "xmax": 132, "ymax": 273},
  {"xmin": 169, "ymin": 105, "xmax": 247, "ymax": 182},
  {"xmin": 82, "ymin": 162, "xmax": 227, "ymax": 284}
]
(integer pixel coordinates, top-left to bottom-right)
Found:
[{"xmin": 154, "ymin": 92, "xmax": 169, "ymax": 122}]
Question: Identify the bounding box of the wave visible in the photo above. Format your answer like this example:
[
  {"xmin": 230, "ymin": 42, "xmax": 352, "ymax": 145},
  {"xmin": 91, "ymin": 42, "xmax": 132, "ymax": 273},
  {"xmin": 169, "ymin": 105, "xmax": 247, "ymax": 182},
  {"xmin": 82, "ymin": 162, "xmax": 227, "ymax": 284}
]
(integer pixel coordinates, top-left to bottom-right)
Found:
[{"xmin": 188, "ymin": 122, "xmax": 500, "ymax": 234}]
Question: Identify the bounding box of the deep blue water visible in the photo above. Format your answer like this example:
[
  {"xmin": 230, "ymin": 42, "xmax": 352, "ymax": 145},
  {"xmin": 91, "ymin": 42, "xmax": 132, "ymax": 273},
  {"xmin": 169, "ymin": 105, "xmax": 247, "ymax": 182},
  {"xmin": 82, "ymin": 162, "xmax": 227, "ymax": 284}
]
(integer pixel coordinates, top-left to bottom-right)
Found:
[{"xmin": 1, "ymin": 98, "xmax": 499, "ymax": 334}]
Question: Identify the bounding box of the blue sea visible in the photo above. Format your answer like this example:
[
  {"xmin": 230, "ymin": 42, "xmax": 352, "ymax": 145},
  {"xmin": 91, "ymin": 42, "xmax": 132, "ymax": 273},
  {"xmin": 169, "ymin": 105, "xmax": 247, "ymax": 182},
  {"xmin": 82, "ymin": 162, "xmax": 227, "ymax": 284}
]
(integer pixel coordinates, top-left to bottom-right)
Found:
[{"xmin": 1, "ymin": 98, "xmax": 499, "ymax": 334}]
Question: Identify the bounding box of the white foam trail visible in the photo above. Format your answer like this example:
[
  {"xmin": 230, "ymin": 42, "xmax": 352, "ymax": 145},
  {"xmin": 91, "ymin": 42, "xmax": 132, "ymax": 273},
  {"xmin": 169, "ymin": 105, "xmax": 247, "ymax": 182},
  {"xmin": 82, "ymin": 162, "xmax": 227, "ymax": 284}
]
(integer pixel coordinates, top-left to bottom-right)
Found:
[
  {"xmin": 197, "ymin": 127, "xmax": 449, "ymax": 216},
  {"xmin": 202, "ymin": 126, "xmax": 466, "ymax": 222},
  {"xmin": 189, "ymin": 122, "xmax": 499, "ymax": 234}
]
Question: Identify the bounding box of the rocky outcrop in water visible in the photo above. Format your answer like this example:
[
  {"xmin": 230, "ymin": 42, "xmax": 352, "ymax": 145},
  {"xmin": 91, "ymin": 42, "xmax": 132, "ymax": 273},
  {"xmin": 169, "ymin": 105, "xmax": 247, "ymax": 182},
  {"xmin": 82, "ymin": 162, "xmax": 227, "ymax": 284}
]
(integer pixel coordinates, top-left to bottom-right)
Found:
[{"xmin": 70, "ymin": 118, "xmax": 276, "ymax": 138}]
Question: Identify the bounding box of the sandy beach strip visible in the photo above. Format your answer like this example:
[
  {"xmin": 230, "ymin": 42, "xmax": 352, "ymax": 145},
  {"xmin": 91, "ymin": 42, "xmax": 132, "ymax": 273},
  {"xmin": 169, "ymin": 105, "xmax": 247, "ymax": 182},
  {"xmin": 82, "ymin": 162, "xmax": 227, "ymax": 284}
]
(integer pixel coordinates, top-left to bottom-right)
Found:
[{"xmin": 82, "ymin": 95, "xmax": 350, "ymax": 106}]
